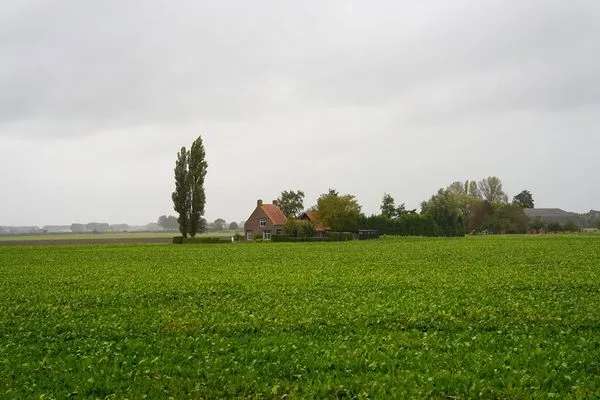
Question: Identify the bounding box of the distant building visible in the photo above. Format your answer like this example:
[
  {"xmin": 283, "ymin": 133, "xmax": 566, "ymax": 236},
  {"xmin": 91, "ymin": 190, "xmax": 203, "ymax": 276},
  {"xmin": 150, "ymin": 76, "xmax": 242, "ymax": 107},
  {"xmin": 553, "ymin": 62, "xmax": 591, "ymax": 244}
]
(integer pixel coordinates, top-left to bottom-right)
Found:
[
  {"xmin": 298, "ymin": 210, "xmax": 329, "ymax": 237},
  {"xmin": 1, "ymin": 226, "xmax": 42, "ymax": 234},
  {"xmin": 524, "ymin": 208, "xmax": 600, "ymax": 228},
  {"xmin": 109, "ymin": 224, "xmax": 130, "ymax": 232},
  {"xmin": 244, "ymin": 199, "xmax": 287, "ymax": 240},
  {"xmin": 42, "ymin": 225, "xmax": 72, "ymax": 233}
]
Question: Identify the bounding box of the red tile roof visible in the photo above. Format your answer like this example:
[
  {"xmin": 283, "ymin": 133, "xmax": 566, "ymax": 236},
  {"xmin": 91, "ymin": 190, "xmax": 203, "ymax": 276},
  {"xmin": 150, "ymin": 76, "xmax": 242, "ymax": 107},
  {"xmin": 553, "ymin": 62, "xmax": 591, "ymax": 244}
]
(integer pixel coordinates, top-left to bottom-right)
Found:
[
  {"xmin": 300, "ymin": 211, "xmax": 329, "ymax": 231},
  {"xmin": 261, "ymin": 204, "xmax": 288, "ymax": 225}
]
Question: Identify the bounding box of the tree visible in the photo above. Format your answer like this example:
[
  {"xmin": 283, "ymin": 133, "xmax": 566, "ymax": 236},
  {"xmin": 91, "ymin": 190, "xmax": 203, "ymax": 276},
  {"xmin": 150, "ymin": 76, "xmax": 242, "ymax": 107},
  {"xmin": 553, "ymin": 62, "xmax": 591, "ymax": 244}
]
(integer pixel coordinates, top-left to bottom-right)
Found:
[
  {"xmin": 447, "ymin": 181, "xmax": 467, "ymax": 196},
  {"xmin": 277, "ymin": 190, "xmax": 305, "ymax": 218},
  {"xmin": 421, "ymin": 189, "xmax": 465, "ymax": 236},
  {"xmin": 465, "ymin": 180, "xmax": 481, "ymax": 198},
  {"xmin": 478, "ymin": 176, "xmax": 508, "ymax": 204},
  {"xmin": 188, "ymin": 136, "xmax": 208, "ymax": 237},
  {"xmin": 198, "ymin": 217, "xmax": 207, "ymax": 233},
  {"xmin": 229, "ymin": 221, "xmax": 239, "ymax": 230},
  {"xmin": 484, "ymin": 203, "xmax": 529, "ymax": 234},
  {"xmin": 283, "ymin": 219, "xmax": 315, "ymax": 237},
  {"xmin": 380, "ymin": 193, "xmax": 397, "ymax": 219},
  {"xmin": 157, "ymin": 215, "xmax": 179, "ymax": 231},
  {"xmin": 172, "ymin": 147, "xmax": 191, "ymax": 237},
  {"xmin": 513, "ymin": 190, "xmax": 534, "ymax": 209},
  {"xmin": 466, "ymin": 200, "xmax": 494, "ymax": 233},
  {"xmin": 213, "ymin": 218, "xmax": 226, "ymax": 231},
  {"xmin": 316, "ymin": 189, "xmax": 361, "ymax": 232}
]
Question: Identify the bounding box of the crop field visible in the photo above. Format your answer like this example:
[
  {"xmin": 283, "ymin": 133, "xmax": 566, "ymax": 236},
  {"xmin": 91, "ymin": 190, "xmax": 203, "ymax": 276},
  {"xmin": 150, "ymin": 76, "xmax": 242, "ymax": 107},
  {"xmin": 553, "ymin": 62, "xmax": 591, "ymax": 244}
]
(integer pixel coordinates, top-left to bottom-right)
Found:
[
  {"xmin": 1, "ymin": 235, "xmax": 599, "ymax": 398},
  {"xmin": 0, "ymin": 231, "xmax": 240, "ymax": 246}
]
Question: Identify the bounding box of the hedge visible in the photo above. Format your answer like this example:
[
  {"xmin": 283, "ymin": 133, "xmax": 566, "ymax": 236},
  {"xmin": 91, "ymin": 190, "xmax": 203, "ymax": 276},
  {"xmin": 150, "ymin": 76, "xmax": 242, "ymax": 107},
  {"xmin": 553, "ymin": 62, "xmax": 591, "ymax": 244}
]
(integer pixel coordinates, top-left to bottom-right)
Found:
[
  {"xmin": 326, "ymin": 232, "xmax": 354, "ymax": 241},
  {"xmin": 272, "ymin": 232, "xmax": 355, "ymax": 242},
  {"xmin": 173, "ymin": 236, "xmax": 232, "ymax": 244},
  {"xmin": 271, "ymin": 236, "xmax": 327, "ymax": 242}
]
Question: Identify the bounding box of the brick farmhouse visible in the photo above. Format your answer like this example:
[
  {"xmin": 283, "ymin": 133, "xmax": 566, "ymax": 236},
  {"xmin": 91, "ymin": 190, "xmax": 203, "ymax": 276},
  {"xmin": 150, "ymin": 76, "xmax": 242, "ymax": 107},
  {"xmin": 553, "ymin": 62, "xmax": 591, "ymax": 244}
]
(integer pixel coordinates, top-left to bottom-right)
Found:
[
  {"xmin": 244, "ymin": 199, "xmax": 332, "ymax": 240},
  {"xmin": 244, "ymin": 200, "xmax": 287, "ymax": 240}
]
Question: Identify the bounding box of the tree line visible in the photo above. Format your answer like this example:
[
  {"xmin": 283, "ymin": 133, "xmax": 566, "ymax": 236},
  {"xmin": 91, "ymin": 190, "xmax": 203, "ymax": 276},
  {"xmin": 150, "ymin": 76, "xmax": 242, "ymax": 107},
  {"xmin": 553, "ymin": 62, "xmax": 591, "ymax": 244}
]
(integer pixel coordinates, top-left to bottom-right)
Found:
[
  {"xmin": 274, "ymin": 177, "xmax": 548, "ymax": 237},
  {"xmin": 168, "ymin": 138, "xmax": 585, "ymax": 237}
]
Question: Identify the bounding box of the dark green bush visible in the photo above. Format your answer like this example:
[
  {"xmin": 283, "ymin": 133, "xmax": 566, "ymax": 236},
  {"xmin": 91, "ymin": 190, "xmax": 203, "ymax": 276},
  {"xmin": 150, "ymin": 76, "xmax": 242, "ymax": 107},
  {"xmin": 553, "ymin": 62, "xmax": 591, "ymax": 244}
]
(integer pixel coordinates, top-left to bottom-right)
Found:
[
  {"xmin": 359, "ymin": 214, "xmax": 440, "ymax": 236},
  {"xmin": 272, "ymin": 233, "xmax": 355, "ymax": 242},
  {"xmin": 173, "ymin": 236, "xmax": 232, "ymax": 244},
  {"xmin": 271, "ymin": 235, "xmax": 326, "ymax": 242},
  {"xmin": 283, "ymin": 219, "xmax": 316, "ymax": 237},
  {"xmin": 325, "ymin": 232, "xmax": 354, "ymax": 241}
]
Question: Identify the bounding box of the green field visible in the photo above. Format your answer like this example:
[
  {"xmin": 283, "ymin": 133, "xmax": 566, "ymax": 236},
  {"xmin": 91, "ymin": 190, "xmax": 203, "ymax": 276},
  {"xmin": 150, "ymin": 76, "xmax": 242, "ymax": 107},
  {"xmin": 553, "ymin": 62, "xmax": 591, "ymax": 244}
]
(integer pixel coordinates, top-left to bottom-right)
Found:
[{"xmin": 1, "ymin": 236, "xmax": 599, "ymax": 398}]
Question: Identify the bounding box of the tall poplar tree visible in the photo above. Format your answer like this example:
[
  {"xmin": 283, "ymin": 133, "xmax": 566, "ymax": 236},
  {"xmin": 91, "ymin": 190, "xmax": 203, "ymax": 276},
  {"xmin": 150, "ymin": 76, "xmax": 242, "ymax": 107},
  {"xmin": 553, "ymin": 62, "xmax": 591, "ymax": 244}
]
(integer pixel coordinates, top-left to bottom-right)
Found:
[
  {"xmin": 172, "ymin": 147, "xmax": 191, "ymax": 237},
  {"xmin": 188, "ymin": 136, "xmax": 208, "ymax": 237}
]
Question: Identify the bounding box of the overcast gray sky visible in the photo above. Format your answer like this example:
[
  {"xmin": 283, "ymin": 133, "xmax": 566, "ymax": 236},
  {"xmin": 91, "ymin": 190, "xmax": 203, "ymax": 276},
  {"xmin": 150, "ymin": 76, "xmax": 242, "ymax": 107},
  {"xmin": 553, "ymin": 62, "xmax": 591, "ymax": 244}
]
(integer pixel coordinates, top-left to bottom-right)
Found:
[{"xmin": 1, "ymin": 0, "xmax": 599, "ymax": 226}]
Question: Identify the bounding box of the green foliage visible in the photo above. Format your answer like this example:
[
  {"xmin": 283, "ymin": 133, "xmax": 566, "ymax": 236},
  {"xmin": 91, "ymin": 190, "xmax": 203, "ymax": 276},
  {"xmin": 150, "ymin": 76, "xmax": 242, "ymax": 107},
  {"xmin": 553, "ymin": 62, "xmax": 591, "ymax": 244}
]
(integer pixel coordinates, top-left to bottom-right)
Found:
[
  {"xmin": 421, "ymin": 189, "xmax": 465, "ymax": 236},
  {"xmin": 1, "ymin": 236, "xmax": 600, "ymax": 398},
  {"xmin": 544, "ymin": 221, "xmax": 580, "ymax": 233},
  {"xmin": 273, "ymin": 232, "xmax": 354, "ymax": 242},
  {"xmin": 359, "ymin": 213, "xmax": 438, "ymax": 236},
  {"xmin": 482, "ymin": 203, "xmax": 529, "ymax": 234},
  {"xmin": 173, "ymin": 236, "xmax": 232, "ymax": 244},
  {"xmin": 380, "ymin": 193, "xmax": 396, "ymax": 218},
  {"xmin": 380, "ymin": 193, "xmax": 407, "ymax": 218},
  {"xmin": 478, "ymin": 176, "xmax": 508, "ymax": 204},
  {"xmin": 233, "ymin": 233, "xmax": 244, "ymax": 241},
  {"xmin": 420, "ymin": 179, "xmax": 528, "ymax": 235},
  {"xmin": 466, "ymin": 200, "xmax": 494, "ymax": 233},
  {"xmin": 171, "ymin": 147, "xmax": 191, "ymax": 238},
  {"xmin": 189, "ymin": 136, "xmax": 208, "ymax": 237},
  {"xmin": 529, "ymin": 217, "xmax": 545, "ymax": 231},
  {"xmin": 229, "ymin": 222, "xmax": 239, "ymax": 230},
  {"xmin": 513, "ymin": 190, "xmax": 535, "ymax": 208},
  {"xmin": 283, "ymin": 219, "xmax": 315, "ymax": 237},
  {"xmin": 171, "ymin": 136, "xmax": 208, "ymax": 238},
  {"xmin": 277, "ymin": 190, "xmax": 305, "ymax": 218},
  {"xmin": 271, "ymin": 235, "xmax": 326, "ymax": 242},
  {"xmin": 325, "ymin": 231, "xmax": 354, "ymax": 241},
  {"xmin": 316, "ymin": 189, "xmax": 361, "ymax": 232}
]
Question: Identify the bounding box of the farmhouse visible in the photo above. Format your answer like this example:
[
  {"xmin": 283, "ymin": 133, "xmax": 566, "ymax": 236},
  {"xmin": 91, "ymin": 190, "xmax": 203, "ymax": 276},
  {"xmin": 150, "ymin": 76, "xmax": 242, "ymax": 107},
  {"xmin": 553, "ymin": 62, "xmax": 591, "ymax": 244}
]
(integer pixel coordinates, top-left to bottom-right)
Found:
[
  {"xmin": 244, "ymin": 199, "xmax": 287, "ymax": 240},
  {"xmin": 299, "ymin": 210, "xmax": 329, "ymax": 237}
]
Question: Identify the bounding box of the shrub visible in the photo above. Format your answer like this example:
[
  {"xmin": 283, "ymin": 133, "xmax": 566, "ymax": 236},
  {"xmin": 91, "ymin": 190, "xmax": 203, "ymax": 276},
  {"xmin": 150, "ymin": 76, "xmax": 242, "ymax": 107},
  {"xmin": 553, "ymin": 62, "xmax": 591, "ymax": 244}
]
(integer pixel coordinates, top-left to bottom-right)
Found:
[
  {"xmin": 358, "ymin": 214, "xmax": 439, "ymax": 237},
  {"xmin": 283, "ymin": 219, "xmax": 315, "ymax": 237},
  {"xmin": 271, "ymin": 236, "xmax": 326, "ymax": 242},
  {"xmin": 325, "ymin": 232, "xmax": 354, "ymax": 241},
  {"xmin": 173, "ymin": 236, "xmax": 232, "ymax": 244}
]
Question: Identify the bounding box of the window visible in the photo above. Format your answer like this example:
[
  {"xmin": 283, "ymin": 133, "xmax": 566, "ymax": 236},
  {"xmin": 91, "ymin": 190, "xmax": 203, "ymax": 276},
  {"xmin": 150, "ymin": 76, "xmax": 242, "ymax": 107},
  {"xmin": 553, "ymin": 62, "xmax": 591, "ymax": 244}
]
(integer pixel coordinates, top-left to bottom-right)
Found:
[
  {"xmin": 259, "ymin": 218, "xmax": 267, "ymax": 227},
  {"xmin": 263, "ymin": 231, "xmax": 271, "ymax": 240}
]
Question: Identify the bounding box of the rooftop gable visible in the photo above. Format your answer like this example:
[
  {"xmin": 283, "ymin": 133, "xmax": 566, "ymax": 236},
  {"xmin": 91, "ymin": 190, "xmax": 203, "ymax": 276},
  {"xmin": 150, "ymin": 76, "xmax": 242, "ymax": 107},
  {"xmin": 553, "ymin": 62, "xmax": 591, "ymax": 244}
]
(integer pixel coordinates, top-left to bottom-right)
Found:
[{"xmin": 260, "ymin": 204, "xmax": 287, "ymax": 225}]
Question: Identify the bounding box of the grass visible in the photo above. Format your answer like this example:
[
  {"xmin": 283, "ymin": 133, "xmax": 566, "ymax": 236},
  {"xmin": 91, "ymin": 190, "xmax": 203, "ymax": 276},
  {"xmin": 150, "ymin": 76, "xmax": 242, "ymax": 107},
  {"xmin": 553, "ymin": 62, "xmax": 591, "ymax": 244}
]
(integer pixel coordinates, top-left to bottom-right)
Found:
[{"xmin": 0, "ymin": 235, "xmax": 599, "ymax": 398}]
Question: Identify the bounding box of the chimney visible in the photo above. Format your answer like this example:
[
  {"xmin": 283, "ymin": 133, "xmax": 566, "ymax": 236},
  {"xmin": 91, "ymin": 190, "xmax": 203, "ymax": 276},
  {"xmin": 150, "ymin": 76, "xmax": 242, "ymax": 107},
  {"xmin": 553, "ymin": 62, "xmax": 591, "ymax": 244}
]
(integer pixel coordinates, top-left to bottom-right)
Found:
[
  {"xmin": 257, "ymin": 199, "xmax": 263, "ymax": 207},
  {"xmin": 272, "ymin": 199, "xmax": 278, "ymax": 206}
]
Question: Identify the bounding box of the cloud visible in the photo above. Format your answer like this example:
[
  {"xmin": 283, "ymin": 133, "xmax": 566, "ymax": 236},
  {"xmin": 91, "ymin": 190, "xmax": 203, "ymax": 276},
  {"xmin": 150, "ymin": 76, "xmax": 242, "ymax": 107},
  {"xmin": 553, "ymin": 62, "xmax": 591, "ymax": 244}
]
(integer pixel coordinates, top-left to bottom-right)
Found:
[{"xmin": 0, "ymin": 0, "xmax": 599, "ymax": 224}]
